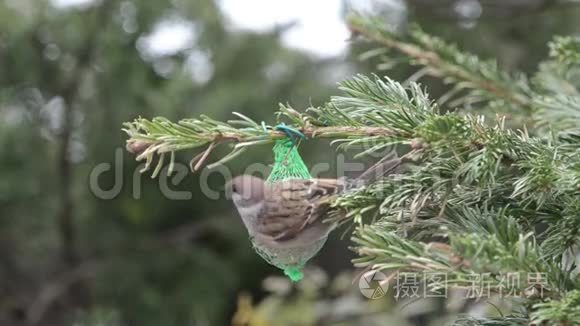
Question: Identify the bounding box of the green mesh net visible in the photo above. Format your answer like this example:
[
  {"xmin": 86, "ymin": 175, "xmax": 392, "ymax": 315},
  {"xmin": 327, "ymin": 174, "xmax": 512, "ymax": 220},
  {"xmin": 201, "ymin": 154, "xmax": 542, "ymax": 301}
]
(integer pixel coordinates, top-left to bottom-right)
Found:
[
  {"xmin": 266, "ymin": 139, "xmax": 312, "ymax": 183},
  {"xmin": 284, "ymin": 267, "xmax": 304, "ymax": 282},
  {"xmin": 254, "ymin": 138, "xmax": 314, "ymax": 282}
]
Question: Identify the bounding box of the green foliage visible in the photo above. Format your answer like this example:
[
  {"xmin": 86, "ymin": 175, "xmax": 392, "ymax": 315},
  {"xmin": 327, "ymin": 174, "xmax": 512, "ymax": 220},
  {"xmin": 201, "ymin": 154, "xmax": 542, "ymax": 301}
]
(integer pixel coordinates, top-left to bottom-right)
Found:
[
  {"xmin": 347, "ymin": 13, "xmax": 532, "ymax": 110},
  {"xmin": 4, "ymin": 0, "xmax": 580, "ymax": 324},
  {"xmin": 549, "ymin": 36, "xmax": 580, "ymax": 65},
  {"xmin": 123, "ymin": 12, "xmax": 580, "ymax": 325},
  {"xmin": 531, "ymin": 290, "xmax": 580, "ymax": 325},
  {"xmin": 0, "ymin": 0, "xmax": 336, "ymax": 325},
  {"xmin": 451, "ymin": 316, "xmax": 529, "ymax": 326}
]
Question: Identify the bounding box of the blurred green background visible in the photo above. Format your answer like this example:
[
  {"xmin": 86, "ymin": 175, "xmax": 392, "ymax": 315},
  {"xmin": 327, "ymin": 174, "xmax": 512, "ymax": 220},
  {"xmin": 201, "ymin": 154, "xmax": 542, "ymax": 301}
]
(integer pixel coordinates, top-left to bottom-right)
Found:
[{"xmin": 1, "ymin": 0, "xmax": 580, "ymax": 325}]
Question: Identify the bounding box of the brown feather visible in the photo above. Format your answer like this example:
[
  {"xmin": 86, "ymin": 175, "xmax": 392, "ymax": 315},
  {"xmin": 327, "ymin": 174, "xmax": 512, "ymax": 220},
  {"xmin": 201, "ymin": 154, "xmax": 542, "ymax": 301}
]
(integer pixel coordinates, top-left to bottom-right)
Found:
[
  {"xmin": 252, "ymin": 156, "xmax": 401, "ymax": 242},
  {"xmin": 256, "ymin": 178, "xmax": 346, "ymax": 241}
]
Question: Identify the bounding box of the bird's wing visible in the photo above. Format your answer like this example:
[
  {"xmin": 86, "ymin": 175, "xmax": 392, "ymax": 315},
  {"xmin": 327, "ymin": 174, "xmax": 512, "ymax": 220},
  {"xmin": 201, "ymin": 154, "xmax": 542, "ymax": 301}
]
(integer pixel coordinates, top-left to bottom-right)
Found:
[{"xmin": 256, "ymin": 178, "xmax": 345, "ymax": 241}]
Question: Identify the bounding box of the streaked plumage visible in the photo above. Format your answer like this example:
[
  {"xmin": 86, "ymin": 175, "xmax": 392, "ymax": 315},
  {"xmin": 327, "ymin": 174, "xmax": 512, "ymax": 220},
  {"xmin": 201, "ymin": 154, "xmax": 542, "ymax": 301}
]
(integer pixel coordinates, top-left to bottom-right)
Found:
[{"xmin": 226, "ymin": 155, "xmax": 401, "ymax": 268}]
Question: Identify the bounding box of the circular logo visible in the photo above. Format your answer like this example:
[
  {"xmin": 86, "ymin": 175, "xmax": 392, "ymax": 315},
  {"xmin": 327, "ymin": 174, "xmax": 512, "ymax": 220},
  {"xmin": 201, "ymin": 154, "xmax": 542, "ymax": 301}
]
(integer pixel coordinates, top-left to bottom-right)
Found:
[{"xmin": 358, "ymin": 270, "xmax": 389, "ymax": 299}]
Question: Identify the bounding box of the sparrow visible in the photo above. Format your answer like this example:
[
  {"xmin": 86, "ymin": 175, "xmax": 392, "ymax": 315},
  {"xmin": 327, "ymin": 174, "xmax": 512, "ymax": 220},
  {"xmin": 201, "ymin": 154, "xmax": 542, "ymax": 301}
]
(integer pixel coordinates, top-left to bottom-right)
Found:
[{"xmin": 226, "ymin": 154, "xmax": 401, "ymax": 270}]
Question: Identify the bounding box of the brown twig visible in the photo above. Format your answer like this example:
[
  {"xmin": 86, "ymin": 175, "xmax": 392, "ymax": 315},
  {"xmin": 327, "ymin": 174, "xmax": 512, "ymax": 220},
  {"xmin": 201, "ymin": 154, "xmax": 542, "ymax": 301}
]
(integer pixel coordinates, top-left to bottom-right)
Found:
[
  {"xmin": 56, "ymin": 0, "xmax": 114, "ymax": 267},
  {"xmin": 50, "ymin": 0, "xmax": 114, "ymax": 318},
  {"xmin": 26, "ymin": 261, "xmax": 100, "ymax": 325}
]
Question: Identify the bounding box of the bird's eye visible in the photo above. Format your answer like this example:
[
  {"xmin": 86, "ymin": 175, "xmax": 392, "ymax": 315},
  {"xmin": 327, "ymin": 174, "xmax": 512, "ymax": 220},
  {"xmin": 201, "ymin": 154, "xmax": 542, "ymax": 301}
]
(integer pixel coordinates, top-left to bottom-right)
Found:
[{"xmin": 232, "ymin": 184, "xmax": 238, "ymax": 193}]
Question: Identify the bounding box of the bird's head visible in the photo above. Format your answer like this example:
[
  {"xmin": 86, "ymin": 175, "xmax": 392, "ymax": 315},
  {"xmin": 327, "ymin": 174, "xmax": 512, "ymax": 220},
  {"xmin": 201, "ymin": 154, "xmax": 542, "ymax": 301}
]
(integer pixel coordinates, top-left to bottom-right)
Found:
[{"xmin": 225, "ymin": 175, "xmax": 265, "ymax": 208}]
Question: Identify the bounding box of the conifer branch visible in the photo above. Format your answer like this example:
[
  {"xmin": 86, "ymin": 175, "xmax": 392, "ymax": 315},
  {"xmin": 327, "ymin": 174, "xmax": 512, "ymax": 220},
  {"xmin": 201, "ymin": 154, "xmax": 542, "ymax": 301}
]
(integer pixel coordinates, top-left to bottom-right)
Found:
[
  {"xmin": 549, "ymin": 36, "xmax": 580, "ymax": 65},
  {"xmin": 122, "ymin": 108, "xmax": 399, "ymax": 173},
  {"xmin": 352, "ymin": 222, "xmax": 573, "ymax": 296},
  {"xmin": 451, "ymin": 316, "xmax": 529, "ymax": 326},
  {"xmin": 121, "ymin": 13, "xmax": 580, "ymax": 324},
  {"xmin": 531, "ymin": 290, "xmax": 580, "ymax": 325},
  {"xmin": 346, "ymin": 14, "xmax": 532, "ymax": 110}
]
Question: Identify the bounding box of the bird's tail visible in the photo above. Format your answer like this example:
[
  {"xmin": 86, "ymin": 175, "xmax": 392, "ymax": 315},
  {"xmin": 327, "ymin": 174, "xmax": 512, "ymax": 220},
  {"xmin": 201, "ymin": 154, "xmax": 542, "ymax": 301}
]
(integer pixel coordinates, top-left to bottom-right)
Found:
[{"xmin": 356, "ymin": 152, "xmax": 401, "ymax": 185}]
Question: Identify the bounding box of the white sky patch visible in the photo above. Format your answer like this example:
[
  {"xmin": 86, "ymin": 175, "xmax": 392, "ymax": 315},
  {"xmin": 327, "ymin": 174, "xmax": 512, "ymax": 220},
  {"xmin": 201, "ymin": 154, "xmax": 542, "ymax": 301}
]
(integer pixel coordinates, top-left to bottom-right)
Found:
[
  {"xmin": 137, "ymin": 18, "xmax": 198, "ymax": 59},
  {"xmin": 185, "ymin": 50, "xmax": 214, "ymax": 85},
  {"xmin": 51, "ymin": 0, "xmax": 405, "ymax": 58},
  {"xmin": 51, "ymin": 0, "xmax": 98, "ymax": 9},
  {"xmin": 218, "ymin": 0, "xmax": 350, "ymax": 58}
]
